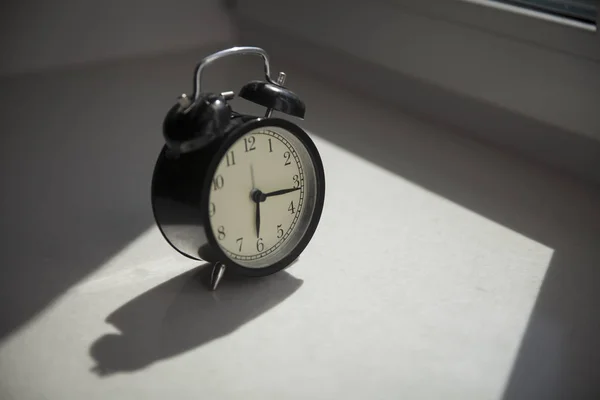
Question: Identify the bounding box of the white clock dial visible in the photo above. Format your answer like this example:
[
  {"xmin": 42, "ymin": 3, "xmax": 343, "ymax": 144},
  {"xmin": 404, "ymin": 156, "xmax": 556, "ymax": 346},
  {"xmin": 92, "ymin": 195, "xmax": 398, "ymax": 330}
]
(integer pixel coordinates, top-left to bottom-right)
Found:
[{"xmin": 208, "ymin": 126, "xmax": 318, "ymax": 268}]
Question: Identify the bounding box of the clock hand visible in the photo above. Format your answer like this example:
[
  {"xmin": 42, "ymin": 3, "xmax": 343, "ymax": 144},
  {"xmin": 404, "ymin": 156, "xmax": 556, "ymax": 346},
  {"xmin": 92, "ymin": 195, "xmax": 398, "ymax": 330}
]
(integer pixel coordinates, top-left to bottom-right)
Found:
[
  {"xmin": 251, "ymin": 189, "xmax": 265, "ymax": 238},
  {"xmin": 250, "ymin": 164, "xmax": 256, "ymax": 189},
  {"xmin": 255, "ymin": 201, "xmax": 261, "ymax": 238},
  {"xmin": 264, "ymin": 187, "xmax": 301, "ymax": 198},
  {"xmin": 249, "ymin": 166, "xmax": 260, "ymax": 238}
]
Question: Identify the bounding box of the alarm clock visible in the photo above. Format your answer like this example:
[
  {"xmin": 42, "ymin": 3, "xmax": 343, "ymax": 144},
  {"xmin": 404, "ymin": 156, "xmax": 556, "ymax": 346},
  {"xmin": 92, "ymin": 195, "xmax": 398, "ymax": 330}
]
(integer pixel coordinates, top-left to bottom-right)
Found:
[{"xmin": 151, "ymin": 46, "xmax": 325, "ymax": 290}]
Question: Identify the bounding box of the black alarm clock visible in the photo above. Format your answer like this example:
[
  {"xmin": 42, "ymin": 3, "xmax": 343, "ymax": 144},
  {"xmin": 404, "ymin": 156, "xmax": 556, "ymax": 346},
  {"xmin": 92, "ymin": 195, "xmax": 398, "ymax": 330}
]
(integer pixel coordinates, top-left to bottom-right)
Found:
[{"xmin": 151, "ymin": 46, "xmax": 325, "ymax": 290}]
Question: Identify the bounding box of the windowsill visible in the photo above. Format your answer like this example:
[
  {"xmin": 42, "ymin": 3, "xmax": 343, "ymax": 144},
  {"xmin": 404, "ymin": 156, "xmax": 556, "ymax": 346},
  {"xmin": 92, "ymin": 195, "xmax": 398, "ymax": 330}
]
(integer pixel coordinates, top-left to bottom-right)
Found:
[
  {"xmin": 1, "ymin": 47, "xmax": 599, "ymax": 399},
  {"xmin": 0, "ymin": 1, "xmax": 598, "ymax": 397}
]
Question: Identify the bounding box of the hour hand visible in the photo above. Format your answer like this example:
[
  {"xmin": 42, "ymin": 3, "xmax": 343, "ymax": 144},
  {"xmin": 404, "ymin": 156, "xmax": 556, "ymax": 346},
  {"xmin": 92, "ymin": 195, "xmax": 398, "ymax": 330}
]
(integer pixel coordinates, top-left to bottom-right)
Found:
[{"xmin": 264, "ymin": 187, "xmax": 300, "ymax": 198}]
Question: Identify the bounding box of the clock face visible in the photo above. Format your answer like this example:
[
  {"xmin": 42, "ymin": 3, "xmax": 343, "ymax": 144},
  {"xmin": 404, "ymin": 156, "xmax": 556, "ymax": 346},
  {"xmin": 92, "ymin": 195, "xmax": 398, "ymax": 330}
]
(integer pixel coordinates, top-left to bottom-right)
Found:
[{"xmin": 207, "ymin": 123, "xmax": 322, "ymax": 269}]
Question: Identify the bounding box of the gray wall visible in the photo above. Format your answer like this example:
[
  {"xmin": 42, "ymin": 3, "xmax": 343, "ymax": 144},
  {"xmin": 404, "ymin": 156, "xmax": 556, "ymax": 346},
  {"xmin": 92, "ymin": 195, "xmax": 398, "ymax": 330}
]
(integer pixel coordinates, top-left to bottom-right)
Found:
[
  {"xmin": 235, "ymin": 0, "xmax": 600, "ymax": 142},
  {"xmin": 0, "ymin": 0, "xmax": 234, "ymax": 76},
  {"xmin": 233, "ymin": 0, "xmax": 600, "ymax": 185}
]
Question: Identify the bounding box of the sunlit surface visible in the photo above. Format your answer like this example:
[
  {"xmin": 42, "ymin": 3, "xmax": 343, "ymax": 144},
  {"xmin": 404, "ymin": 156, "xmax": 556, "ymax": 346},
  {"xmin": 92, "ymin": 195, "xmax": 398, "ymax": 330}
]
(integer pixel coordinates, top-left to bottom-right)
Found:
[{"xmin": 0, "ymin": 134, "xmax": 553, "ymax": 399}]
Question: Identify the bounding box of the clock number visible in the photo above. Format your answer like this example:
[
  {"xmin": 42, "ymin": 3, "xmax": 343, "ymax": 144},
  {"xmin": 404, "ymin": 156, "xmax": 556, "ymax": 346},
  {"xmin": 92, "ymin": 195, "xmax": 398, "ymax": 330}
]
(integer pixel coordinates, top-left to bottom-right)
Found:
[
  {"xmin": 226, "ymin": 150, "xmax": 236, "ymax": 166},
  {"xmin": 212, "ymin": 175, "xmax": 224, "ymax": 190},
  {"xmin": 288, "ymin": 201, "xmax": 295, "ymax": 214},
  {"xmin": 292, "ymin": 174, "xmax": 300, "ymax": 188},
  {"xmin": 236, "ymin": 237, "xmax": 243, "ymax": 252},
  {"xmin": 209, "ymin": 202, "xmax": 216, "ymax": 217},
  {"xmin": 268, "ymin": 138, "xmax": 273, "ymax": 153},
  {"xmin": 244, "ymin": 136, "xmax": 256, "ymax": 152},
  {"xmin": 284, "ymin": 151, "xmax": 291, "ymax": 166},
  {"xmin": 256, "ymin": 238, "xmax": 264, "ymax": 252},
  {"xmin": 277, "ymin": 224, "xmax": 284, "ymax": 238},
  {"xmin": 217, "ymin": 226, "xmax": 226, "ymax": 240}
]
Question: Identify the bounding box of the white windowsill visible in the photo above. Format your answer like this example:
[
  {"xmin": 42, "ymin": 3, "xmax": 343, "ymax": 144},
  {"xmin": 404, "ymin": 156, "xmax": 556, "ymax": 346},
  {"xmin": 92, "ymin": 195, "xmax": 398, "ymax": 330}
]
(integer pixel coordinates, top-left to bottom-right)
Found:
[{"xmin": 2, "ymin": 50, "xmax": 599, "ymax": 399}]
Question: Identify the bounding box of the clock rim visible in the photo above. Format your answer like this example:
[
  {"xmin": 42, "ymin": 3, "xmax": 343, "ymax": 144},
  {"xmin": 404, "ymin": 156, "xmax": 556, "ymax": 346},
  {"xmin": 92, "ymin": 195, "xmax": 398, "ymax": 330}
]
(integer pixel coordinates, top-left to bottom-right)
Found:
[{"xmin": 200, "ymin": 117, "xmax": 325, "ymax": 277}]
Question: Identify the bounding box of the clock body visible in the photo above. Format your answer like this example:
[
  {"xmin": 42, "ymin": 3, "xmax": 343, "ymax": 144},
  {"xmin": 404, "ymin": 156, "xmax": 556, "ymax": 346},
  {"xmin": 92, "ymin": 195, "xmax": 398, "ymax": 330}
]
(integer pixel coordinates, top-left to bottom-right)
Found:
[{"xmin": 151, "ymin": 116, "xmax": 325, "ymax": 277}]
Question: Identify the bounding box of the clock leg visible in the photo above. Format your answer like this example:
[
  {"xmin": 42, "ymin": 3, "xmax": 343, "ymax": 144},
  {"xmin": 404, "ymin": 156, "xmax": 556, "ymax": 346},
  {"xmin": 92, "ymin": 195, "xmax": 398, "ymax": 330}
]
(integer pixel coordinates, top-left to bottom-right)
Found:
[{"xmin": 210, "ymin": 262, "xmax": 226, "ymax": 291}]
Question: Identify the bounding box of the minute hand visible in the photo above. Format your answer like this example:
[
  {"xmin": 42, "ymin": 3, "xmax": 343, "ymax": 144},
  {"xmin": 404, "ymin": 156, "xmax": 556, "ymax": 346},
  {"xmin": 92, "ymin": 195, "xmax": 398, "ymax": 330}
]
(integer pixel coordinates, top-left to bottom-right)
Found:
[{"xmin": 264, "ymin": 187, "xmax": 301, "ymax": 198}]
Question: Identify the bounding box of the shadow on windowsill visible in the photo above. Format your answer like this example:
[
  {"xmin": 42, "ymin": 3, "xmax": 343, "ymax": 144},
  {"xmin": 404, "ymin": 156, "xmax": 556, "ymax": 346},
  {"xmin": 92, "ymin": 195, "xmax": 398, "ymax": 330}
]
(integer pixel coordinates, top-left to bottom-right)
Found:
[{"xmin": 89, "ymin": 264, "xmax": 303, "ymax": 376}]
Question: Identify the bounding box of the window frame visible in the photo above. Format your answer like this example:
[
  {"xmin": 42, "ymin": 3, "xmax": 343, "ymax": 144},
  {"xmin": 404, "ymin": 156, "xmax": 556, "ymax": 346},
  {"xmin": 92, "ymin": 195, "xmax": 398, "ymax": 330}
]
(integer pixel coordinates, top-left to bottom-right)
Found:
[{"xmin": 393, "ymin": 0, "xmax": 599, "ymax": 61}]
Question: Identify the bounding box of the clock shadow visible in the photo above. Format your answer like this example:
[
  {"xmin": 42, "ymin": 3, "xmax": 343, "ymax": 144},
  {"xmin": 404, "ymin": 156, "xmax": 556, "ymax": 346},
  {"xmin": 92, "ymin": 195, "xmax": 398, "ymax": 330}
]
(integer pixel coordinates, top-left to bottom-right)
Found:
[{"xmin": 89, "ymin": 264, "xmax": 303, "ymax": 376}]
